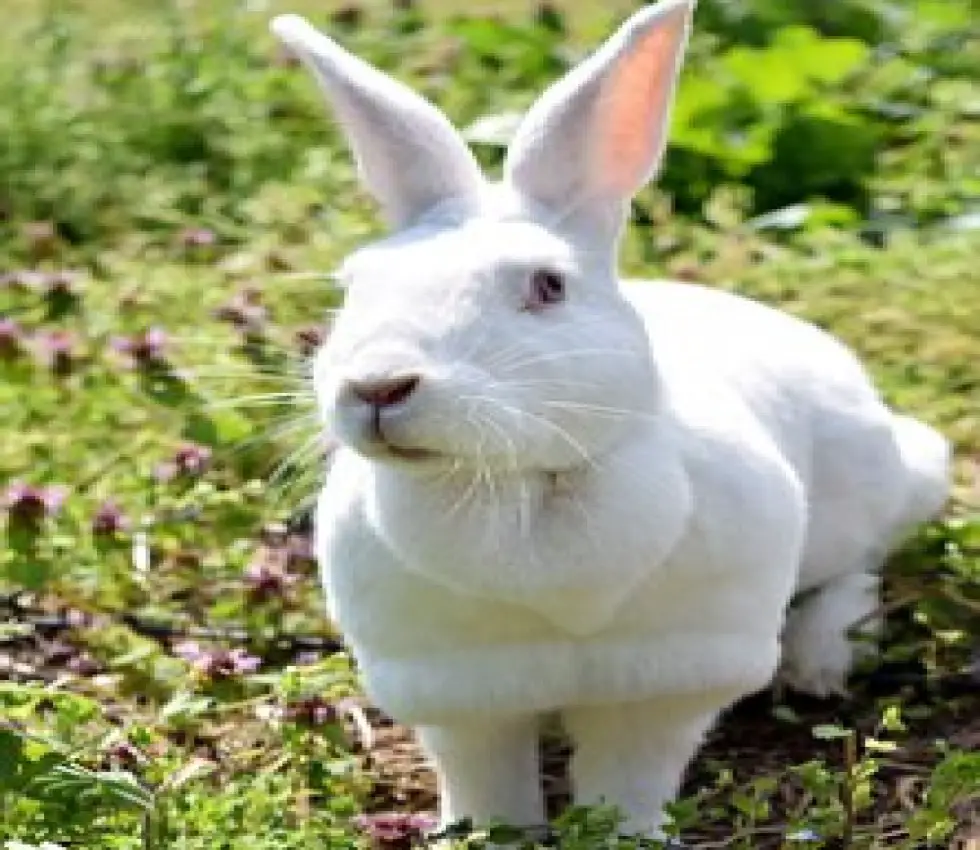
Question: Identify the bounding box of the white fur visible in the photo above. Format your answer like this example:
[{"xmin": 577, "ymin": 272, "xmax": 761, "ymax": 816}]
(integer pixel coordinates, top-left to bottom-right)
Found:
[
  {"xmin": 271, "ymin": 14, "xmax": 483, "ymax": 228},
  {"xmin": 272, "ymin": 0, "xmax": 951, "ymax": 836}
]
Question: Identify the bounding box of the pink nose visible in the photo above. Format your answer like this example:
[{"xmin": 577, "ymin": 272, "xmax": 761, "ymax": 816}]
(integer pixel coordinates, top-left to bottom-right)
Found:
[{"xmin": 348, "ymin": 375, "xmax": 420, "ymax": 408}]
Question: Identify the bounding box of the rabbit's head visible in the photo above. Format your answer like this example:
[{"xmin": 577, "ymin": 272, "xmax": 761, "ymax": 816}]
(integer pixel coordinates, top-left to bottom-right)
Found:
[{"xmin": 272, "ymin": 1, "xmax": 694, "ymax": 474}]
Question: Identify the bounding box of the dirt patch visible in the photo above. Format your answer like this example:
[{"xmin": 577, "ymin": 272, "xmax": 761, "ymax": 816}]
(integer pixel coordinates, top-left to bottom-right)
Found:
[
  {"xmin": 4, "ymin": 613, "xmax": 976, "ymax": 848},
  {"xmin": 356, "ymin": 681, "xmax": 980, "ymax": 847}
]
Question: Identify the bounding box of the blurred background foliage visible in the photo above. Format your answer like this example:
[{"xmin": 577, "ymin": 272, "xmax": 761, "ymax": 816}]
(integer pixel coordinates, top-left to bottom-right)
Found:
[{"xmin": 0, "ymin": 0, "xmax": 978, "ymax": 257}]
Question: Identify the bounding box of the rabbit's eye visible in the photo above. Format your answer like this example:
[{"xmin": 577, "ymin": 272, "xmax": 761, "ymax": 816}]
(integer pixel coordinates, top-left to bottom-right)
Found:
[{"xmin": 527, "ymin": 268, "xmax": 566, "ymax": 310}]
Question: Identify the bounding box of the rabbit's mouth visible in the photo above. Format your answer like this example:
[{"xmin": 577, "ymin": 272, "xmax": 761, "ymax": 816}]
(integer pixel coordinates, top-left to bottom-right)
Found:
[
  {"xmin": 332, "ymin": 394, "xmax": 448, "ymax": 464},
  {"xmin": 382, "ymin": 442, "xmax": 444, "ymax": 463},
  {"xmin": 353, "ymin": 430, "xmax": 447, "ymax": 464}
]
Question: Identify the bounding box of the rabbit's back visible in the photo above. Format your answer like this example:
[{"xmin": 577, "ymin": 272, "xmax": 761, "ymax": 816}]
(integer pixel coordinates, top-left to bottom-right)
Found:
[{"xmin": 624, "ymin": 280, "xmax": 949, "ymax": 592}]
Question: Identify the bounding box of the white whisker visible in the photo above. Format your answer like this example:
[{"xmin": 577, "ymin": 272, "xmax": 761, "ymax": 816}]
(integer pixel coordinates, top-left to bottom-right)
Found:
[
  {"xmin": 444, "ymin": 411, "xmax": 486, "ymax": 522},
  {"xmin": 177, "ymin": 364, "xmax": 312, "ymax": 382},
  {"xmin": 266, "ymin": 430, "xmax": 329, "ymax": 509},
  {"xmin": 203, "ymin": 392, "xmax": 315, "ymax": 411},
  {"xmin": 541, "ymin": 400, "xmax": 656, "ymax": 421},
  {"xmin": 499, "ymin": 347, "xmax": 644, "ymax": 375},
  {"xmin": 482, "ymin": 317, "xmax": 617, "ymax": 373},
  {"xmin": 486, "ymin": 376, "xmax": 600, "ymax": 392},
  {"xmin": 462, "ymin": 395, "xmax": 599, "ymax": 474},
  {"xmin": 222, "ymin": 411, "xmax": 321, "ymax": 459}
]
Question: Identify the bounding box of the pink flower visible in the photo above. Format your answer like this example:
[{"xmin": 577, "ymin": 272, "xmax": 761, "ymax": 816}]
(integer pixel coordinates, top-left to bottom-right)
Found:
[
  {"xmin": 34, "ymin": 329, "xmax": 76, "ymax": 376},
  {"xmin": 283, "ymin": 695, "xmax": 339, "ymax": 727},
  {"xmin": 66, "ymin": 652, "xmax": 102, "ymax": 675},
  {"xmin": 105, "ymin": 740, "xmax": 148, "ymax": 769},
  {"xmin": 174, "ymin": 642, "xmax": 261, "ymax": 679},
  {"xmin": 243, "ymin": 556, "xmax": 299, "ymax": 602},
  {"xmin": 154, "ymin": 442, "xmax": 212, "ymax": 482},
  {"xmin": 243, "ymin": 523, "xmax": 309, "ymax": 601},
  {"xmin": 0, "ymin": 318, "xmax": 26, "ymax": 359},
  {"xmin": 213, "ymin": 287, "xmax": 268, "ymax": 335},
  {"xmin": 352, "ymin": 812, "xmax": 438, "ymax": 849},
  {"xmin": 0, "ymin": 270, "xmax": 38, "ymax": 290},
  {"xmin": 295, "ymin": 325, "xmax": 325, "ymax": 358},
  {"xmin": 111, "ymin": 327, "xmax": 169, "ymax": 368},
  {"xmin": 286, "ymin": 532, "xmax": 315, "ymax": 566},
  {"xmin": 91, "ymin": 501, "xmax": 130, "ymax": 536},
  {"xmin": 42, "ymin": 270, "xmax": 80, "ymax": 297},
  {"xmin": 3, "ymin": 481, "xmax": 67, "ymax": 529},
  {"xmin": 0, "ymin": 269, "xmax": 79, "ymax": 295},
  {"xmin": 178, "ymin": 227, "xmax": 217, "ymax": 248}
]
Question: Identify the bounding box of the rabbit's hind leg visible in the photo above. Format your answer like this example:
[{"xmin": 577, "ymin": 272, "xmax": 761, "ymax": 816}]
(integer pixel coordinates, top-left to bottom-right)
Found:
[
  {"xmin": 778, "ymin": 569, "xmax": 881, "ymax": 698},
  {"xmin": 416, "ymin": 716, "xmax": 545, "ymax": 835},
  {"xmin": 780, "ymin": 412, "xmax": 949, "ymax": 699}
]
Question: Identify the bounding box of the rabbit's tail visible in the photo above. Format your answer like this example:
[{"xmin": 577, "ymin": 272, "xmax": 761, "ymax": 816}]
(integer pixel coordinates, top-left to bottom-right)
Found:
[{"xmin": 891, "ymin": 414, "xmax": 951, "ymax": 532}]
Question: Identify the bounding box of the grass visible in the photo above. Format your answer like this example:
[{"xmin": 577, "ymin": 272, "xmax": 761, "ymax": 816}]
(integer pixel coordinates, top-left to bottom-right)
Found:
[{"xmin": 0, "ymin": 0, "xmax": 978, "ymax": 847}]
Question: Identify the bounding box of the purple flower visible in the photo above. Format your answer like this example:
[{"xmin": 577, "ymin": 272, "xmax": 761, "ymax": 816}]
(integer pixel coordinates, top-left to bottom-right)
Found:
[
  {"xmin": 40, "ymin": 270, "xmax": 81, "ymax": 298},
  {"xmin": 244, "ymin": 524, "xmax": 306, "ymax": 600},
  {"xmin": 213, "ymin": 287, "xmax": 268, "ymax": 335},
  {"xmin": 105, "ymin": 740, "xmax": 147, "ymax": 769},
  {"xmin": 258, "ymin": 522, "xmax": 315, "ymax": 568},
  {"xmin": 111, "ymin": 327, "xmax": 169, "ymax": 368},
  {"xmin": 178, "ymin": 227, "xmax": 217, "ymax": 249},
  {"xmin": 283, "ymin": 695, "xmax": 340, "ymax": 727},
  {"xmin": 41, "ymin": 640, "xmax": 77, "ymax": 664},
  {"xmin": 3, "ymin": 481, "xmax": 67, "ymax": 530},
  {"xmin": 66, "ymin": 651, "xmax": 102, "ymax": 675},
  {"xmin": 174, "ymin": 642, "xmax": 261, "ymax": 680},
  {"xmin": 295, "ymin": 325, "xmax": 325, "ymax": 358},
  {"xmin": 172, "ymin": 442, "xmax": 211, "ymax": 475},
  {"xmin": 0, "ymin": 270, "xmax": 35, "ymax": 290},
  {"xmin": 0, "ymin": 317, "xmax": 26, "ymax": 359},
  {"xmin": 64, "ymin": 608, "xmax": 89, "ymax": 627},
  {"xmin": 1, "ymin": 270, "xmax": 75, "ymax": 292},
  {"xmin": 154, "ymin": 442, "xmax": 212, "ymax": 482},
  {"xmin": 34, "ymin": 329, "xmax": 76, "ymax": 376},
  {"xmin": 353, "ymin": 813, "xmax": 438, "ymax": 849},
  {"xmin": 260, "ymin": 522, "xmax": 289, "ymax": 547},
  {"xmin": 91, "ymin": 500, "xmax": 130, "ymax": 536},
  {"xmin": 244, "ymin": 556, "xmax": 299, "ymax": 602},
  {"xmin": 286, "ymin": 532, "xmax": 315, "ymax": 567}
]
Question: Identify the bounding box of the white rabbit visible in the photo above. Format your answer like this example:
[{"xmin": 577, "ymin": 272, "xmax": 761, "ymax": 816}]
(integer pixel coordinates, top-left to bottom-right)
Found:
[{"xmin": 270, "ymin": 0, "xmax": 950, "ymax": 838}]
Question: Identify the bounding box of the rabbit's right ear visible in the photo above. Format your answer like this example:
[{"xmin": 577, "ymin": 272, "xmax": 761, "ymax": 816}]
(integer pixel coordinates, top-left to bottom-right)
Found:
[
  {"xmin": 504, "ymin": 0, "xmax": 694, "ymax": 242},
  {"xmin": 271, "ymin": 15, "xmax": 484, "ymax": 230}
]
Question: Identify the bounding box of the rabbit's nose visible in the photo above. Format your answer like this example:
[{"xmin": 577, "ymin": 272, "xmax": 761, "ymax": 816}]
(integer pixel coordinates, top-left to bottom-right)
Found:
[{"xmin": 348, "ymin": 375, "xmax": 420, "ymax": 409}]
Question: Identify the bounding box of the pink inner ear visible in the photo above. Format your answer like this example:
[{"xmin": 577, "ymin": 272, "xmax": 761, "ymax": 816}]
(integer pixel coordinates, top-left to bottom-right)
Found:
[{"xmin": 595, "ymin": 11, "xmax": 687, "ymax": 196}]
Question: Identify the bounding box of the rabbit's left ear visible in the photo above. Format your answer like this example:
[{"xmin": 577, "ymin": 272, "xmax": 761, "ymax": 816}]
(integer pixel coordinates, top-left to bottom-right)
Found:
[
  {"xmin": 504, "ymin": 0, "xmax": 694, "ymax": 240},
  {"xmin": 271, "ymin": 15, "xmax": 484, "ymax": 230}
]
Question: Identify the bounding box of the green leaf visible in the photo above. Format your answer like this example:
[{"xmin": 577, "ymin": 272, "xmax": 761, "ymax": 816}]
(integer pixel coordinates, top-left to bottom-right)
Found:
[
  {"xmin": 723, "ymin": 46, "xmax": 811, "ymax": 104},
  {"xmin": 773, "ymin": 26, "xmax": 870, "ymax": 84},
  {"xmin": 0, "ymin": 727, "xmax": 26, "ymax": 789},
  {"xmin": 812, "ymin": 724, "xmax": 854, "ymax": 740},
  {"xmin": 160, "ymin": 689, "xmax": 214, "ymax": 721}
]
